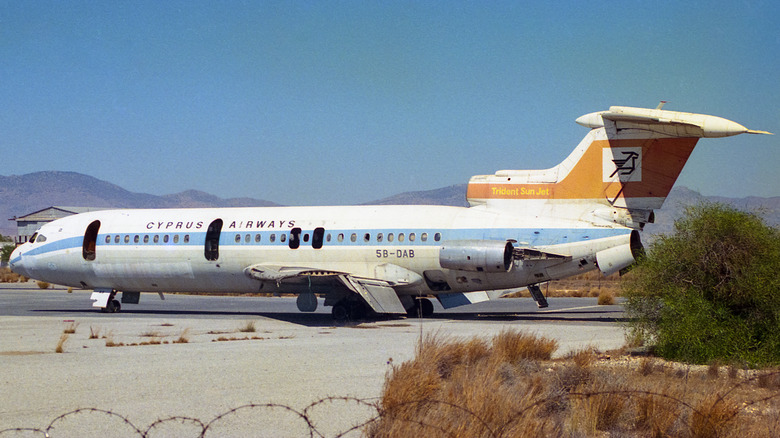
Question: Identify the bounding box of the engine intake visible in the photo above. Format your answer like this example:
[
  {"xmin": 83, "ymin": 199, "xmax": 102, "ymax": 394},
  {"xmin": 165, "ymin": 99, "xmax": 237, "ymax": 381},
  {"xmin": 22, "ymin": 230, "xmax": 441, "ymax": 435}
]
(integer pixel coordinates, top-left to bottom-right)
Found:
[
  {"xmin": 595, "ymin": 230, "xmax": 644, "ymax": 276},
  {"xmin": 439, "ymin": 240, "xmax": 514, "ymax": 273}
]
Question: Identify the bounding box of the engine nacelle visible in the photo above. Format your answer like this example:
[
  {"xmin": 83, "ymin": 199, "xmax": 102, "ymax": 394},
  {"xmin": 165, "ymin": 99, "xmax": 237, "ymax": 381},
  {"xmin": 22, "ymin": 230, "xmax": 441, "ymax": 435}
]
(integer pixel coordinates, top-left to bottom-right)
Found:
[
  {"xmin": 439, "ymin": 240, "xmax": 514, "ymax": 273},
  {"xmin": 595, "ymin": 230, "xmax": 644, "ymax": 276}
]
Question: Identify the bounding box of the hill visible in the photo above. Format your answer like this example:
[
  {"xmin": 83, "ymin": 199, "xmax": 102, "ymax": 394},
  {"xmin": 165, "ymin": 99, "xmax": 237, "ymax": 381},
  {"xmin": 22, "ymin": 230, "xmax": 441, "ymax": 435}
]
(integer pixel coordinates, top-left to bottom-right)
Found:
[{"xmin": 0, "ymin": 171, "xmax": 278, "ymax": 236}]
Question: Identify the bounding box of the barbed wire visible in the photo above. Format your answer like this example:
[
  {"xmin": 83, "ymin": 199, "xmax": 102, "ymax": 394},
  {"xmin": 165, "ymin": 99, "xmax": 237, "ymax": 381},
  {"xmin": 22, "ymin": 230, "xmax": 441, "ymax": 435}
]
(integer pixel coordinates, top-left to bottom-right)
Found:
[{"xmin": 2, "ymin": 371, "xmax": 778, "ymax": 437}]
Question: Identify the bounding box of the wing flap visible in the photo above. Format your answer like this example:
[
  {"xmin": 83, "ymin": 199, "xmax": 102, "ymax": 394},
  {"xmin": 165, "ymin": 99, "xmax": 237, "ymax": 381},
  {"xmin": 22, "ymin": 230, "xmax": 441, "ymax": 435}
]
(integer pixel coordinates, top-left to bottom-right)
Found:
[{"xmin": 338, "ymin": 275, "xmax": 406, "ymax": 314}]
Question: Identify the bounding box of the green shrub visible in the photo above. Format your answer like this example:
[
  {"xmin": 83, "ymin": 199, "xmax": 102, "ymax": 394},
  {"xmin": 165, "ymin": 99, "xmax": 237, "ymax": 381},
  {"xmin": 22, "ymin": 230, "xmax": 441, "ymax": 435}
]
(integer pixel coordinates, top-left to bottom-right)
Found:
[{"xmin": 623, "ymin": 203, "xmax": 780, "ymax": 366}]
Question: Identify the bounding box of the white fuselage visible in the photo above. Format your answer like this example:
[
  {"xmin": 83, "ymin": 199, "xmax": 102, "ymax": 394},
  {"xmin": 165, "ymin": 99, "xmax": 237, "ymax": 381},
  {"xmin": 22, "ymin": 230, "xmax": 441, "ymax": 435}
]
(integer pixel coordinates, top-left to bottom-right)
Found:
[{"xmin": 10, "ymin": 204, "xmax": 631, "ymax": 297}]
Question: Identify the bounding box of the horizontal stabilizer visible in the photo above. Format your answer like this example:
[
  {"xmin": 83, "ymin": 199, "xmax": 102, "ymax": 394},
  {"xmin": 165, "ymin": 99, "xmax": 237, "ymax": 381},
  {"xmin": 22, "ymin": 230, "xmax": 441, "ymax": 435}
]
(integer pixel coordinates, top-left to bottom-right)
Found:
[{"xmin": 576, "ymin": 106, "xmax": 773, "ymax": 138}]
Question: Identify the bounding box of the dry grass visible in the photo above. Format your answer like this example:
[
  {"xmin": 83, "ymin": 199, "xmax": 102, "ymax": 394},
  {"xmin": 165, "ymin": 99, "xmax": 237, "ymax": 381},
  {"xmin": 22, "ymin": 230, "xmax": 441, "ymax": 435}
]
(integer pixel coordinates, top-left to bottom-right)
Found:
[
  {"xmin": 36, "ymin": 281, "xmax": 50, "ymax": 289},
  {"xmin": 368, "ymin": 331, "xmax": 780, "ymax": 438},
  {"xmin": 55, "ymin": 334, "xmax": 68, "ymax": 353},
  {"xmin": 503, "ymin": 271, "xmax": 625, "ymax": 299},
  {"xmin": 238, "ymin": 320, "xmax": 257, "ymax": 333},
  {"xmin": 0, "ymin": 267, "xmax": 22, "ymax": 283},
  {"xmin": 62, "ymin": 322, "xmax": 78, "ymax": 334},
  {"xmin": 89, "ymin": 325, "xmax": 101, "ymax": 339},
  {"xmin": 597, "ymin": 291, "xmax": 615, "ymax": 305},
  {"xmin": 173, "ymin": 329, "xmax": 190, "ymax": 344}
]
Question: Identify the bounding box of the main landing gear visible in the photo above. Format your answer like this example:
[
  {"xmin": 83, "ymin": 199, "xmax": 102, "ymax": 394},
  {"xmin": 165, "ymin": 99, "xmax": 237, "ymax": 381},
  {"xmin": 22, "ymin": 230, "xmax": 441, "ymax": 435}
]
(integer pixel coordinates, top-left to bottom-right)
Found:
[
  {"xmin": 407, "ymin": 298, "xmax": 434, "ymax": 318},
  {"xmin": 103, "ymin": 299, "xmax": 121, "ymax": 313},
  {"xmin": 331, "ymin": 299, "xmax": 370, "ymax": 321},
  {"xmin": 92, "ymin": 290, "xmax": 122, "ymax": 313}
]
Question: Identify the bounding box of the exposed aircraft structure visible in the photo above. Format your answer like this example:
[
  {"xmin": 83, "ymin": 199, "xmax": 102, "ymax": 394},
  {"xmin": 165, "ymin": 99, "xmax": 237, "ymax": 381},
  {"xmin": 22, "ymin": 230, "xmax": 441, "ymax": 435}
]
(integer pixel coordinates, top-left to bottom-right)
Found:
[{"xmin": 9, "ymin": 105, "xmax": 770, "ymax": 319}]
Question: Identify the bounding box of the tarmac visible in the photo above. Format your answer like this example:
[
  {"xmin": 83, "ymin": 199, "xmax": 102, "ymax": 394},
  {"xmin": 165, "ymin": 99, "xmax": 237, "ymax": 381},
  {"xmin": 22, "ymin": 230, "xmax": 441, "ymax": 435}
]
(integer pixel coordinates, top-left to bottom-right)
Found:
[{"xmin": 0, "ymin": 283, "xmax": 628, "ymax": 437}]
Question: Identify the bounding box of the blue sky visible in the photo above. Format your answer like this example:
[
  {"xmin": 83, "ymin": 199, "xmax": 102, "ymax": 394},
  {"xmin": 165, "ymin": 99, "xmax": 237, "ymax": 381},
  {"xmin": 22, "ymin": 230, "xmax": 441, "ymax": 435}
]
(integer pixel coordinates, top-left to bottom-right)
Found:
[{"xmin": 2, "ymin": 1, "xmax": 778, "ymax": 205}]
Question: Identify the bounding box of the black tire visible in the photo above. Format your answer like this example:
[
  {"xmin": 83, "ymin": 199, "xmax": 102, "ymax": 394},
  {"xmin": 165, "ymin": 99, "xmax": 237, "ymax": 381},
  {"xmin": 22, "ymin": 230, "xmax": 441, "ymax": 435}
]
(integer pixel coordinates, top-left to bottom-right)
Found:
[
  {"xmin": 106, "ymin": 299, "xmax": 121, "ymax": 313},
  {"xmin": 332, "ymin": 303, "xmax": 349, "ymax": 321},
  {"xmin": 419, "ymin": 298, "xmax": 434, "ymax": 317}
]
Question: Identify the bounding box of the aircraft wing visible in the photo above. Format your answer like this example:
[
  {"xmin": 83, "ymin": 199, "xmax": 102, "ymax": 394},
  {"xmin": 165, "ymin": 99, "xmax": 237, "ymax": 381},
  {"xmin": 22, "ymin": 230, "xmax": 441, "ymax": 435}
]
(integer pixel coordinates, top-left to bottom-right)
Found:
[{"xmin": 243, "ymin": 263, "xmax": 411, "ymax": 314}]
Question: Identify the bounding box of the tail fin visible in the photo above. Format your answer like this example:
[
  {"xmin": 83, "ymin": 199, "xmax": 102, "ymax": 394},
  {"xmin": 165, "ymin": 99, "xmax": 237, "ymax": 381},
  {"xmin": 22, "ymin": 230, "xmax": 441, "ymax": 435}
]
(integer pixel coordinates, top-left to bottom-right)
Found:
[{"xmin": 467, "ymin": 105, "xmax": 770, "ymax": 229}]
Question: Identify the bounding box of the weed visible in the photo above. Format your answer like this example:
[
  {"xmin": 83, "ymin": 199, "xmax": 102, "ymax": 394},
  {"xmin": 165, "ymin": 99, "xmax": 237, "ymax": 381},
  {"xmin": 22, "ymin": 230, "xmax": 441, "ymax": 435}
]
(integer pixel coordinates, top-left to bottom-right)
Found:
[
  {"xmin": 637, "ymin": 357, "xmax": 656, "ymax": 376},
  {"xmin": 597, "ymin": 291, "xmax": 615, "ymax": 305},
  {"xmin": 67, "ymin": 287, "xmax": 73, "ymax": 293},
  {"xmin": 707, "ymin": 360, "xmax": 721, "ymax": 379},
  {"xmin": 36, "ymin": 281, "xmax": 50, "ymax": 289},
  {"xmin": 63, "ymin": 322, "xmax": 78, "ymax": 334},
  {"xmin": 55, "ymin": 334, "xmax": 68, "ymax": 353},
  {"xmin": 238, "ymin": 320, "xmax": 257, "ymax": 333},
  {"xmin": 369, "ymin": 331, "xmax": 780, "ymax": 437},
  {"xmin": 89, "ymin": 326, "xmax": 101, "ymax": 339},
  {"xmin": 173, "ymin": 329, "xmax": 190, "ymax": 344},
  {"xmin": 140, "ymin": 330, "xmax": 162, "ymax": 338}
]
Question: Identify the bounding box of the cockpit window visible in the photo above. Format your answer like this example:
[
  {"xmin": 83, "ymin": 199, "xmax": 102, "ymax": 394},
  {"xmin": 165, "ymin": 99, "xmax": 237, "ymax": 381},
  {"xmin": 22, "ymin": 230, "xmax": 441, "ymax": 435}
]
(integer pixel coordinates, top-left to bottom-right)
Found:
[
  {"xmin": 29, "ymin": 232, "xmax": 38, "ymax": 243},
  {"xmin": 35, "ymin": 234, "xmax": 47, "ymax": 243}
]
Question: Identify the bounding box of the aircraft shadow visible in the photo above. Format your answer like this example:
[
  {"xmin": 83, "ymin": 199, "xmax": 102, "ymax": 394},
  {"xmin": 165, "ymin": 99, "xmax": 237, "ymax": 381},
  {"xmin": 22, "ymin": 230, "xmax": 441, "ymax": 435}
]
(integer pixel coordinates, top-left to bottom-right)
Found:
[{"xmin": 31, "ymin": 307, "xmax": 627, "ymax": 326}]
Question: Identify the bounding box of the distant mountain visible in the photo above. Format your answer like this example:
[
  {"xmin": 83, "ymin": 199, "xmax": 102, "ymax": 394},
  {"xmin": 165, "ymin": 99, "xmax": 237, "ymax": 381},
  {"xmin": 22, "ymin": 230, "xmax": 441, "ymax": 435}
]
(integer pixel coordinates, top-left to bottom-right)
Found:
[
  {"xmin": 364, "ymin": 184, "xmax": 470, "ymax": 207},
  {"xmin": 0, "ymin": 171, "xmax": 278, "ymax": 236},
  {"xmin": 2, "ymin": 171, "xmax": 777, "ymax": 237}
]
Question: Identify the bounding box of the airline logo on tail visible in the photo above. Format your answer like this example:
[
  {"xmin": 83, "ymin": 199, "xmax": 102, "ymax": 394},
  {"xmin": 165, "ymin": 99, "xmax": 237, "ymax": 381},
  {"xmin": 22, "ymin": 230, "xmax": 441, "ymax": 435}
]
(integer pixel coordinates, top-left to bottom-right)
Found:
[{"xmin": 603, "ymin": 147, "xmax": 641, "ymax": 182}]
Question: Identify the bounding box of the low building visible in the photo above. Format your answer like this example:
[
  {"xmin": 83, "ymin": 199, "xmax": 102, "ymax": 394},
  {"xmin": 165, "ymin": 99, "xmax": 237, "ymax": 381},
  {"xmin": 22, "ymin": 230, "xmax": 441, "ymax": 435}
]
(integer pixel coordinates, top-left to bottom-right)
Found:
[{"xmin": 9, "ymin": 206, "xmax": 108, "ymax": 245}]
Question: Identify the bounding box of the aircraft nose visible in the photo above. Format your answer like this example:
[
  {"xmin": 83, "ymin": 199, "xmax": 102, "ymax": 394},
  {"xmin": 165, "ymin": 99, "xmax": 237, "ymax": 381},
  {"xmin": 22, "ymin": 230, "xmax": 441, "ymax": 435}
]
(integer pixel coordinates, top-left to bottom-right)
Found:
[{"xmin": 9, "ymin": 246, "xmax": 27, "ymax": 277}]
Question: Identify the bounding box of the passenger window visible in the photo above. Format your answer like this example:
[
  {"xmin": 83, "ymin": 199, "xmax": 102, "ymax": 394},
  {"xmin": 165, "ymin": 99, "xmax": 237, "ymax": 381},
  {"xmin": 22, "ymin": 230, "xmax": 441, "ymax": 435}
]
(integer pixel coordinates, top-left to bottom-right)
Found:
[
  {"xmin": 388, "ymin": 233, "xmax": 394, "ymax": 242},
  {"xmin": 280, "ymin": 234, "xmax": 287, "ymax": 243},
  {"xmin": 235, "ymin": 234, "xmax": 241, "ymax": 243},
  {"xmin": 421, "ymin": 233, "xmax": 428, "ymax": 242},
  {"xmin": 270, "ymin": 234, "xmax": 276, "ymax": 242},
  {"xmin": 377, "ymin": 233, "xmax": 383, "ymax": 242},
  {"xmin": 184, "ymin": 235, "xmax": 190, "ymax": 243},
  {"xmin": 364, "ymin": 233, "xmax": 370, "ymax": 242},
  {"xmin": 350, "ymin": 233, "xmax": 357, "ymax": 242},
  {"xmin": 163, "ymin": 235, "xmax": 169, "ymax": 243},
  {"xmin": 134, "ymin": 235, "xmax": 140, "ymax": 244},
  {"xmin": 154, "ymin": 235, "xmax": 159, "ymax": 243},
  {"xmin": 115, "ymin": 235, "xmax": 120, "ymax": 243},
  {"xmin": 105, "ymin": 235, "xmax": 111, "ymax": 244},
  {"xmin": 255, "ymin": 234, "xmax": 261, "ymax": 242},
  {"xmin": 326, "ymin": 233, "xmax": 332, "ymax": 243},
  {"xmin": 434, "ymin": 232, "xmax": 442, "ymax": 242},
  {"xmin": 303, "ymin": 233, "xmax": 310, "ymax": 243},
  {"xmin": 174, "ymin": 235, "xmax": 180, "ymax": 244},
  {"xmin": 338, "ymin": 233, "xmax": 344, "ymax": 242},
  {"xmin": 409, "ymin": 233, "xmax": 416, "ymax": 242},
  {"xmin": 124, "ymin": 235, "xmax": 130, "ymax": 243},
  {"xmin": 143, "ymin": 235, "xmax": 149, "ymax": 243},
  {"xmin": 244, "ymin": 234, "xmax": 250, "ymax": 243},
  {"xmin": 399, "ymin": 233, "xmax": 405, "ymax": 242}
]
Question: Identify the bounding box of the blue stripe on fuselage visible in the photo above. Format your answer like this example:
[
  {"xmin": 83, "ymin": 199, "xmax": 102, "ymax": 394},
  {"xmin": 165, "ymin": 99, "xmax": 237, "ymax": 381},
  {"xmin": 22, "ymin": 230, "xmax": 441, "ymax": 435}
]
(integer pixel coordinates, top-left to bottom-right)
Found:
[{"xmin": 19, "ymin": 227, "xmax": 631, "ymax": 258}]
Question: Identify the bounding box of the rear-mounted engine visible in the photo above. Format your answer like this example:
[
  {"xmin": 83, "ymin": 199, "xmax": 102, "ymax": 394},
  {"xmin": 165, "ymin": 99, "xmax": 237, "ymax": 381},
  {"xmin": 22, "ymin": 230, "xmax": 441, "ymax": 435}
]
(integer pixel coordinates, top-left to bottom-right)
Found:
[{"xmin": 439, "ymin": 240, "xmax": 514, "ymax": 273}]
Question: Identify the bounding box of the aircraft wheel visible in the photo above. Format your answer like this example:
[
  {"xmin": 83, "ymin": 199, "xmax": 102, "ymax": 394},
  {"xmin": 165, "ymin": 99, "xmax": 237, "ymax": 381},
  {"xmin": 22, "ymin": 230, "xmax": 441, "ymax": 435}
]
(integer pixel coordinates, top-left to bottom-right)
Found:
[
  {"xmin": 106, "ymin": 299, "xmax": 121, "ymax": 313},
  {"xmin": 406, "ymin": 300, "xmax": 421, "ymax": 317},
  {"xmin": 419, "ymin": 298, "xmax": 434, "ymax": 317},
  {"xmin": 332, "ymin": 303, "xmax": 349, "ymax": 321},
  {"xmin": 348, "ymin": 301, "xmax": 368, "ymax": 320}
]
